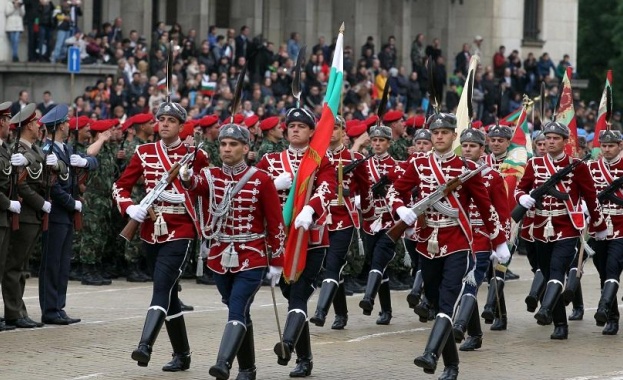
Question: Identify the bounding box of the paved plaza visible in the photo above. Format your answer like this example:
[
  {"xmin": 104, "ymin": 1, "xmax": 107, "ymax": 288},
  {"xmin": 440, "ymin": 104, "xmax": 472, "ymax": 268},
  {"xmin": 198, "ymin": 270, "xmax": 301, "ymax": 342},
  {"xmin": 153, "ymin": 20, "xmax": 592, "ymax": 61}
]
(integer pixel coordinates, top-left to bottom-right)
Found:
[{"xmin": 1, "ymin": 255, "xmax": 623, "ymax": 380}]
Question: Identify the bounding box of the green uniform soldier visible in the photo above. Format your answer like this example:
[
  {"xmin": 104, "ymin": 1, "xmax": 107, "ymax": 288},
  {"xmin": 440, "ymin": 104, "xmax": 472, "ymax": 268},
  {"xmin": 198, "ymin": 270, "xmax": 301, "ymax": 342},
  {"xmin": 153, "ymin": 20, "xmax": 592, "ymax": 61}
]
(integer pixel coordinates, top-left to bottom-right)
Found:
[
  {"xmin": 257, "ymin": 116, "xmax": 286, "ymax": 159},
  {"xmin": 194, "ymin": 114, "xmax": 221, "ymax": 167},
  {"xmin": 384, "ymin": 110, "xmax": 411, "ymax": 161}
]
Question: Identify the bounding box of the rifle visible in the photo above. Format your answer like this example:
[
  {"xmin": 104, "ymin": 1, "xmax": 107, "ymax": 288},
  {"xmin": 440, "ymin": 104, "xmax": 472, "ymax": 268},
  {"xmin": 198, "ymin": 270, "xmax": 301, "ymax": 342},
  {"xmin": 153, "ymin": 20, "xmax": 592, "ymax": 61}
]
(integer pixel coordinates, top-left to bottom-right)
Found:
[
  {"xmin": 116, "ymin": 129, "xmax": 130, "ymax": 174},
  {"xmin": 41, "ymin": 124, "xmax": 60, "ymax": 232},
  {"xmin": 342, "ymin": 152, "xmax": 374, "ymax": 176},
  {"xmin": 371, "ymin": 175, "xmax": 390, "ymax": 197},
  {"xmin": 386, "ymin": 164, "xmax": 487, "ymax": 242},
  {"xmin": 9, "ymin": 117, "xmax": 23, "ymax": 231},
  {"xmin": 511, "ymin": 152, "xmax": 591, "ymax": 223},
  {"xmin": 68, "ymin": 118, "xmax": 84, "ymax": 230},
  {"xmin": 597, "ymin": 176, "xmax": 623, "ymax": 206},
  {"xmin": 119, "ymin": 148, "xmax": 196, "ymax": 241}
]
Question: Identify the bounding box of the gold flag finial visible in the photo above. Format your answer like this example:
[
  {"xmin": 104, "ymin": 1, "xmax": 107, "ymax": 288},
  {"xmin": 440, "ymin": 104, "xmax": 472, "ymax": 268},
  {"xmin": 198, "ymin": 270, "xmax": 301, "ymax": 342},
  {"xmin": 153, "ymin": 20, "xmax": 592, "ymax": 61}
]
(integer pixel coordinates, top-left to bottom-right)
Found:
[{"xmin": 339, "ymin": 22, "xmax": 345, "ymax": 34}]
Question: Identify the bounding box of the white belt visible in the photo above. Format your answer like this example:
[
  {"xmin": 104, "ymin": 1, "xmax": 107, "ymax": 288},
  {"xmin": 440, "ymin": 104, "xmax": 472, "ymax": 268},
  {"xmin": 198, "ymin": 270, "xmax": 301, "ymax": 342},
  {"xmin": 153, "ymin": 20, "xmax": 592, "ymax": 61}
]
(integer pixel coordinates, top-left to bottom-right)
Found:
[
  {"xmin": 603, "ymin": 208, "xmax": 623, "ymax": 216},
  {"xmin": 153, "ymin": 205, "xmax": 187, "ymax": 215},
  {"xmin": 470, "ymin": 219, "xmax": 484, "ymax": 226},
  {"xmin": 216, "ymin": 233, "xmax": 266, "ymax": 243},
  {"xmin": 535, "ymin": 209, "xmax": 567, "ymax": 217},
  {"xmin": 375, "ymin": 206, "xmax": 389, "ymax": 215},
  {"xmin": 425, "ymin": 218, "xmax": 459, "ymax": 228},
  {"xmin": 330, "ymin": 199, "xmax": 350, "ymax": 206}
]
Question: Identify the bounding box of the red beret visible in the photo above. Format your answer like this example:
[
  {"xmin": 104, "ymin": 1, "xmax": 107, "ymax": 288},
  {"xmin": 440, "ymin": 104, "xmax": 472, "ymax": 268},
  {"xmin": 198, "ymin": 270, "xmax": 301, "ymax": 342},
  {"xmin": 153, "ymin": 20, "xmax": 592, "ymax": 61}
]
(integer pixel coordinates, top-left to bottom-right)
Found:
[
  {"xmin": 90, "ymin": 119, "xmax": 116, "ymax": 132},
  {"xmin": 346, "ymin": 122, "xmax": 367, "ymax": 138},
  {"xmin": 383, "ymin": 110, "xmax": 404, "ymax": 124},
  {"xmin": 484, "ymin": 124, "xmax": 495, "ymax": 133},
  {"xmin": 345, "ymin": 119, "xmax": 360, "ymax": 131},
  {"xmin": 233, "ymin": 114, "xmax": 244, "ymax": 124},
  {"xmin": 260, "ymin": 116, "xmax": 280, "ymax": 131},
  {"xmin": 405, "ymin": 115, "xmax": 425, "ymax": 128},
  {"xmin": 179, "ymin": 120, "xmax": 196, "ymax": 140},
  {"xmin": 471, "ymin": 120, "xmax": 483, "ymax": 129},
  {"xmin": 364, "ymin": 115, "xmax": 379, "ymax": 128},
  {"xmin": 244, "ymin": 115, "xmax": 259, "ymax": 128},
  {"xmin": 122, "ymin": 113, "xmax": 154, "ymax": 131},
  {"xmin": 197, "ymin": 114, "xmax": 220, "ymax": 129},
  {"xmin": 68, "ymin": 116, "xmax": 91, "ymax": 130}
]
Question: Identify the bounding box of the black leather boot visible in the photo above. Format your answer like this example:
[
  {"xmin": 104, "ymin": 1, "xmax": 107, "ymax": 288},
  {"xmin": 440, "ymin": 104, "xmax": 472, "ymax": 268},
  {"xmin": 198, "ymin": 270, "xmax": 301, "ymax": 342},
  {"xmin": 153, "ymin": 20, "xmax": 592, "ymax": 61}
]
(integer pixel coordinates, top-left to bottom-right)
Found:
[
  {"xmin": 535, "ymin": 280, "xmax": 563, "ymax": 326},
  {"xmin": 209, "ymin": 321, "xmax": 247, "ymax": 380},
  {"xmin": 127, "ymin": 262, "xmax": 150, "ymax": 282},
  {"xmin": 162, "ymin": 315, "xmax": 191, "ymax": 372},
  {"xmin": 460, "ymin": 302, "xmax": 483, "ymax": 351},
  {"xmin": 525, "ymin": 269, "xmax": 545, "ymax": 312},
  {"xmin": 595, "ymin": 280, "xmax": 619, "ymax": 326},
  {"xmin": 569, "ymin": 282, "xmax": 584, "ymax": 321},
  {"xmin": 310, "ymin": 280, "xmax": 338, "ymax": 327},
  {"xmin": 438, "ymin": 336, "xmax": 459, "ymax": 380},
  {"xmin": 81, "ymin": 263, "xmax": 111, "ymax": 285},
  {"xmin": 131, "ymin": 308, "xmax": 166, "ymax": 367},
  {"xmin": 274, "ymin": 310, "xmax": 306, "ymax": 366},
  {"xmin": 376, "ymin": 281, "xmax": 392, "ymax": 325},
  {"xmin": 289, "ymin": 321, "xmax": 313, "ymax": 378},
  {"xmin": 235, "ymin": 322, "xmax": 256, "ymax": 380},
  {"xmin": 562, "ymin": 268, "xmax": 580, "ymax": 305},
  {"xmin": 550, "ymin": 324, "xmax": 568, "ymax": 340},
  {"xmin": 490, "ymin": 291, "xmax": 507, "ymax": 331},
  {"xmin": 359, "ymin": 270, "xmax": 383, "ymax": 316},
  {"xmin": 481, "ymin": 277, "xmax": 503, "ymax": 323},
  {"xmin": 414, "ymin": 295, "xmax": 432, "ymax": 323},
  {"xmin": 331, "ymin": 314, "xmax": 348, "ymax": 330},
  {"xmin": 413, "ymin": 314, "xmax": 452, "ymax": 374},
  {"xmin": 453, "ymin": 294, "xmax": 476, "ymax": 343},
  {"xmin": 407, "ymin": 270, "xmax": 424, "ymax": 308}
]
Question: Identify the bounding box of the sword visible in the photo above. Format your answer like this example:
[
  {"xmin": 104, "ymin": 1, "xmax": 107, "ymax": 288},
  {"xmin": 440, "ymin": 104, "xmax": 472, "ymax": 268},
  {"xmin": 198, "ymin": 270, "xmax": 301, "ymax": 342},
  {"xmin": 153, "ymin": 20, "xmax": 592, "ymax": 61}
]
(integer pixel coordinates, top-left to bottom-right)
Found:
[{"xmin": 491, "ymin": 258, "xmax": 506, "ymax": 320}]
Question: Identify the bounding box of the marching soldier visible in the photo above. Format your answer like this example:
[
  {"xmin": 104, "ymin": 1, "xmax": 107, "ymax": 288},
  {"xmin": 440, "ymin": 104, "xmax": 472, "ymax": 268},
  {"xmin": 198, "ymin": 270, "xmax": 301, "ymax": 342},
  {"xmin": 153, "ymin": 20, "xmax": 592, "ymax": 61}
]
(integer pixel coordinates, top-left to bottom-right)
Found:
[
  {"xmin": 256, "ymin": 107, "xmax": 336, "ymax": 378},
  {"xmin": 113, "ymin": 101, "xmax": 209, "ymax": 370},
  {"xmin": 386, "ymin": 113, "xmax": 509, "ymax": 379},
  {"xmin": 40, "ymin": 104, "xmax": 98, "ymax": 325},
  {"xmin": 257, "ymin": 116, "xmax": 286, "ymax": 159},
  {"xmin": 358, "ymin": 124, "xmax": 403, "ymax": 325},
  {"xmin": 181, "ymin": 122, "xmax": 285, "ymax": 380},
  {"xmin": 588, "ymin": 129, "xmax": 623, "ymax": 335},
  {"xmin": 452, "ymin": 126, "xmax": 511, "ymax": 352},
  {"xmin": 310, "ymin": 116, "xmax": 368, "ymax": 330},
  {"xmin": 515, "ymin": 121, "xmax": 607, "ymax": 340}
]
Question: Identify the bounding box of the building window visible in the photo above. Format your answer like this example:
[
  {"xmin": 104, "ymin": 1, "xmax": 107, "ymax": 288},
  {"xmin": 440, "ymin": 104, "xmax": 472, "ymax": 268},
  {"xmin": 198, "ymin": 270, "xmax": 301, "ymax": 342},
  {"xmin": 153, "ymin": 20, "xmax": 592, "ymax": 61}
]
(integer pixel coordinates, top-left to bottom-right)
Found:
[{"xmin": 523, "ymin": 0, "xmax": 544, "ymax": 46}]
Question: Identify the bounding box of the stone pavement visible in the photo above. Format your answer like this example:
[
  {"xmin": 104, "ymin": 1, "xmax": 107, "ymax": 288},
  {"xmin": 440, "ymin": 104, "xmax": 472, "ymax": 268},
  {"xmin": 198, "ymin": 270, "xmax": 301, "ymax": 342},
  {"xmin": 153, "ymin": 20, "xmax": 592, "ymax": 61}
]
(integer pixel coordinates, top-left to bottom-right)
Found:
[{"xmin": 1, "ymin": 254, "xmax": 623, "ymax": 380}]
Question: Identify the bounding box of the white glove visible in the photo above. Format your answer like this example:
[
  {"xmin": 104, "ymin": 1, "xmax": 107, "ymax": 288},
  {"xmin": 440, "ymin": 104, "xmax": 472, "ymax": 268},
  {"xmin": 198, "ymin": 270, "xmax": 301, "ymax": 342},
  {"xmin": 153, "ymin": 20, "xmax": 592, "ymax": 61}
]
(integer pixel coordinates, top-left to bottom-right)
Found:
[
  {"xmin": 274, "ymin": 172, "xmax": 293, "ymax": 191},
  {"xmin": 265, "ymin": 266, "xmax": 283, "ymax": 287},
  {"xmin": 179, "ymin": 164, "xmax": 193, "ymax": 181},
  {"xmin": 46, "ymin": 154, "xmax": 58, "ymax": 167},
  {"xmin": 127, "ymin": 204, "xmax": 148, "ymax": 223},
  {"xmin": 519, "ymin": 194, "xmax": 536, "ymax": 209},
  {"xmin": 294, "ymin": 205, "xmax": 315, "ymax": 230},
  {"xmin": 10, "ymin": 153, "xmax": 28, "ymax": 167},
  {"xmin": 490, "ymin": 243, "xmax": 511, "ymax": 264},
  {"xmin": 70, "ymin": 154, "xmax": 88, "ymax": 167},
  {"xmin": 41, "ymin": 201, "xmax": 51, "ymax": 213},
  {"xmin": 396, "ymin": 206, "xmax": 417, "ymax": 225},
  {"xmin": 354, "ymin": 195, "xmax": 361, "ymax": 210},
  {"xmin": 8, "ymin": 200, "xmax": 20, "ymax": 214},
  {"xmin": 595, "ymin": 229, "xmax": 608, "ymax": 241},
  {"xmin": 74, "ymin": 200, "xmax": 82, "ymax": 212}
]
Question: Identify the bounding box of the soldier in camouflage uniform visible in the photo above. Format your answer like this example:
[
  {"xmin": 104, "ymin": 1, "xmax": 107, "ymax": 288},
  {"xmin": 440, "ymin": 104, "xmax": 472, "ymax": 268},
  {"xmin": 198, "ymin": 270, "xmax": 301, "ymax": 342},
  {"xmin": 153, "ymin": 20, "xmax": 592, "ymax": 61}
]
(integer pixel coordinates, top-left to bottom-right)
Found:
[
  {"xmin": 119, "ymin": 113, "xmax": 155, "ymax": 282},
  {"xmin": 257, "ymin": 116, "xmax": 286, "ymax": 159},
  {"xmin": 244, "ymin": 115, "xmax": 261, "ymax": 164},
  {"xmin": 196, "ymin": 114, "xmax": 221, "ymax": 167}
]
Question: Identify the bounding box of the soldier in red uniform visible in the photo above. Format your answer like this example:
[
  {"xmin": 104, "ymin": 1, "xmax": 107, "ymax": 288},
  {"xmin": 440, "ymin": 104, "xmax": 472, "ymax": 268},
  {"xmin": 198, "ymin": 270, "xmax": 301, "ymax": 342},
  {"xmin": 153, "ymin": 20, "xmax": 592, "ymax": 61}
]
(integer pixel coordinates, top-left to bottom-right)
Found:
[
  {"xmin": 310, "ymin": 116, "xmax": 368, "ymax": 330},
  {"xmin": 358, "ymin": 124, "xmax": 404, "ymax": 325},
  {"xmin": 515, "ymin": 121, "xmax": 607, "ymax": 340},
  {"xmin": 452, "ymin": 127, "xmax": 511, "ymax": 352},
  {"xmin": 588, "ymin": 129, "xmax": 623, "ymax": 335},
  {"xmin": 181, "ymin": 123, "xmax": 285, "ymax": 380},
  {"xmin": 387, "ymin": 113, "xmax": 509, "ymax": 379},
  {"xmin": 256, "ymin": 107, "xmax": 336, "ymax": 378},
  {"xmin": 113, "ymin": 100, "xmax": 209, "ymax": 371},
  {"xmin": 524, "ymin": 132, "xmax": 546, "ymax": 313}
]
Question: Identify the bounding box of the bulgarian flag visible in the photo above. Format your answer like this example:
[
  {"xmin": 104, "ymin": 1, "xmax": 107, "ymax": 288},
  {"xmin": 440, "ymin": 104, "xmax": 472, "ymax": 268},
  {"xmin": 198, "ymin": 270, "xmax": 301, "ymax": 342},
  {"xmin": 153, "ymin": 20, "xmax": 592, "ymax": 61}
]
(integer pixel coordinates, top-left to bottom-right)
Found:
[
  {"xmin": 501, "ymin": 107, "xmax": 522, "ymax": 124},
  {"xmin": 557, "ymin": 67, "xmax": 578, "ymax": 156},
  {"xmin": 282, "ymin": 23, "xmax": 344, "ymax": 282},
  {"xmin": 499, "ymin": 106, "xmax": 531, "ymax": 208},
  {"xmin": 201, "ymin": 75, "xmax": 217, "ymax": 96},
  {"xmin": 592, "ymin": 70, "xmax": 613, "ymax": 156}
]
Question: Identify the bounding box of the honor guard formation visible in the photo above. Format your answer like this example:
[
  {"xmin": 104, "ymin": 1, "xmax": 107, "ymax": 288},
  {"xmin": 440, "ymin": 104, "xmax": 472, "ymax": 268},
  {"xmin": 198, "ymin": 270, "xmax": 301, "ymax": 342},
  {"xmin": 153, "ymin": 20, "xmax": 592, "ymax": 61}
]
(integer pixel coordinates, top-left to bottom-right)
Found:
[{"xmin": 0, "ymin": 17, "xmax": 620, "ymax": 380}]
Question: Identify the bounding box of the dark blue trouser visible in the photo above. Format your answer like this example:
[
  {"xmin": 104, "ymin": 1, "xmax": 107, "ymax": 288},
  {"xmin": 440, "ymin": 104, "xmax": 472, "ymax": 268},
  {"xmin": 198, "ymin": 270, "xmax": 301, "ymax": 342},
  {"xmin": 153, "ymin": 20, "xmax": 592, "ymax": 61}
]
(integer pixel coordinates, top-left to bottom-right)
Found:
[
  {"xmin": 144, "ymin": 239, "xmax": 191, "ymax": 317},
  {"xmin": 420, "ymin": 250, "xmax": 472, "ymax": 316},
  {"xmin": 280, "ymin": 247, "xmax": 326, "ymax": 313},
  {"xmin": 591, "ymin": 238, "xmax": 623, "ymax": 284},
  {"xmin": 325, "ymin": 228, "xmax": 354, "ymax": 282},
  {"xmin": 214, "ymin": 267, "xmax": 265, "ymax": 324},
  {"xmin": 40, "ymin": 222, "xmax": 73, "ymax": 320},
  {"xmin": 364, "ymin": 230, "xmax": 396, "ymax": 282}
]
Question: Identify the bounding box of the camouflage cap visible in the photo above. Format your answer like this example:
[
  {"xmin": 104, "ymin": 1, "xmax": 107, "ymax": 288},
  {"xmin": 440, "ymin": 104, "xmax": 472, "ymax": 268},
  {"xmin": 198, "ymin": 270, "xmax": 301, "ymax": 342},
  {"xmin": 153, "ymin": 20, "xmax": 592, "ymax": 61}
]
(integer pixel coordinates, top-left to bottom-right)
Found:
[
  {"xmin": 599, "ymin": 129, "xmax": 623, "ymax": 144},
  {"xmin": 542, "ymin": 121, "xmax": 570, "ymax": 138},
  {"xmin": 413, "ymin": 128, "xmax": 432, "ymax": 142},
  {"xmin": 155, "ymin": 101, "xmax": 187, "ymax": 123},
  {"xmin": 487, "ymin": 124, "xmax": 513, "ymax": 140},
  {"xmin": 369, "ymin": 125, "xmax": 392, "ymax": 140},
  {"xmin": 427, "ymin": 113, "xmax": 457, "ymax": 130},
  {"xmin": 218, "ymin": 123, "xmax": 250, "ymax": 145},
  {"xmin": 460, "ymin": 128, "xmax": 486, "ymax": 146}
]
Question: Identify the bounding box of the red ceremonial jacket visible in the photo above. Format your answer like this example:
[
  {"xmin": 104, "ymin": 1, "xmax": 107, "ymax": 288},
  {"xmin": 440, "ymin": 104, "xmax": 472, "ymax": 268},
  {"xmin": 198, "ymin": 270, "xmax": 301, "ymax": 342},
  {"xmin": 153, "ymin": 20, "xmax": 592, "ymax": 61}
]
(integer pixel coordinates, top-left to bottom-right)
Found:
[
  {"xmin": 387, "ymin": 151, "xmax": 506, "ymax": 258},
  {"xmin": 325, "ymin": 145, "xmax": 368, "ymax": 231},
  {"xmin": 515, "ymin": 153, "xmax": 605, "ymax": 242},
  {"xmin": 113, "ymin": 139, "xmax": 209, "ymax": 243},
  {"xmin": 256, "ymin": 146, "xmax": 336, "ymax": 247},
  {"xmin": 185, "ymin": 163, "xmax": 286, "ymax": 273},
  {"xmin": 588, "ymin": 157, "xmax": 623, "ymax": 239},
  {"xmin": 388, "ymin": 151, "xmax": 428, "ymax": 240},
  {"xmin": 360, "ymin": 152, "xmax": 402, "ymax": 235}
]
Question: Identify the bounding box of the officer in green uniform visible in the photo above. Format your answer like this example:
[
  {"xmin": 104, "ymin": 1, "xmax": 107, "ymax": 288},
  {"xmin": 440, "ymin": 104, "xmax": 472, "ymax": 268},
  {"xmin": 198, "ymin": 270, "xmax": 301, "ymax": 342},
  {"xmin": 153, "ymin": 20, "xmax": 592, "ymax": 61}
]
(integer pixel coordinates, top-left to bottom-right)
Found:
[
  {"xmin": 197, "ymin": 114, "xmax": 221, "ymax": 167},
  {"xmin": 257, "ymin": 116, "xmax": 286, "ymax": 159}
]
